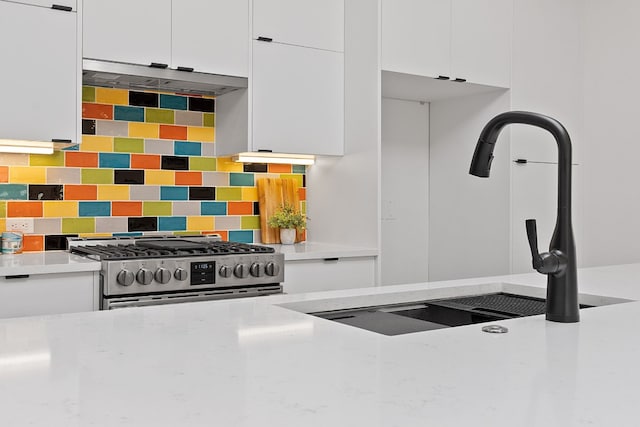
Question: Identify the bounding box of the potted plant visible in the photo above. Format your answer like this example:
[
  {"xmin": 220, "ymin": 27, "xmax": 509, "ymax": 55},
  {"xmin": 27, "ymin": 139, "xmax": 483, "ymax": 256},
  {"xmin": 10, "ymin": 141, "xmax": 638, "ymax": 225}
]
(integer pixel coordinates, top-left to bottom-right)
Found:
[{"xmin": 267, "ymin": 204, "xmax": 306, "ymax": 245}]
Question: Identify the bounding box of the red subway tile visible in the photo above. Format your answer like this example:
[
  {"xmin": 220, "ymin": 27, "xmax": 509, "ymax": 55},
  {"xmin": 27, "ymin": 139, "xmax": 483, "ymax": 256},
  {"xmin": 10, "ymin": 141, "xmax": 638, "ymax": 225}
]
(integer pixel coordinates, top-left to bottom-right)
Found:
[
  {"xmin": 23, "ymin": 235, "xmax": 44, "ymax": 252},
  {"xmin": 65, "ymin": 185, "xmax": 98, "ymax": 200},
  {"xmin": 268, "ymin": 164, "xmax": 292, "ymax": 173},
  {"xmin": 131, "ymin": 154, "xmax": 161, "ymax": 170},
  {"xmin": 227, "ymin": 201, "xmax": 253, "ymax": 215},
  {"xmin": 7, "ymin": 201, "xmax": 43, "ymax": 217},
  {"xmin": 207, "ymin": 230, "xmax": 228, "ymax": 241},
  {"xmin": 159, "ymin": 125, "xmax": 188, "ymax": 140},
  {"xmin": 112, "ymin": 201, "xmax": 142, "ymax": 217},
  {"xmin": 82, "ymin": 103, "xmax": 114, "ymax": 120},
  {"xmin": 298, "ymin": 188, "xmax": 306, "ymax": 201},
  {"xmin": 65, "ymin": 152, "xmax": 98, "ymax": 167},
  {"xmin": 175, "ymin": 171, "xmax": 202, "ymax": 186},
  {"xmin": 0, "ymin": 166, "xmax": 8, "ymax": 183}
]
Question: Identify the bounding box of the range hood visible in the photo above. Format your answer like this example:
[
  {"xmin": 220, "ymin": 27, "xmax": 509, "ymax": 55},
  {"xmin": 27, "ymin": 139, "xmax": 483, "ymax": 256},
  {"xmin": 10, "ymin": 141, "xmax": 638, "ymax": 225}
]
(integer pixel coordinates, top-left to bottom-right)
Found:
[{"xmin": 82, "ymin": 59, "xmax": 248, "ymax": 97}]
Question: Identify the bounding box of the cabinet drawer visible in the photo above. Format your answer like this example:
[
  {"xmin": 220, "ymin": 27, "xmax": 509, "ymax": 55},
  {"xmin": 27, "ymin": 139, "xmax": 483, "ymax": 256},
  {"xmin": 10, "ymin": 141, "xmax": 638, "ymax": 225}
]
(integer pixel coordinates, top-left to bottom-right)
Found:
[{"xmin": 283, "ymin": 257, "xmax": 375, "ymax": 294}]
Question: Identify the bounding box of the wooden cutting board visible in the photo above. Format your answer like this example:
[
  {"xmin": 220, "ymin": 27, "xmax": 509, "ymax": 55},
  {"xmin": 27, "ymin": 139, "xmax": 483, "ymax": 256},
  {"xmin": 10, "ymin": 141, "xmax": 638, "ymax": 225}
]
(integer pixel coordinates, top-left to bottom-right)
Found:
[{"xmin": 257, "ymin": 178, "xmax": 303, "ymax": 244}]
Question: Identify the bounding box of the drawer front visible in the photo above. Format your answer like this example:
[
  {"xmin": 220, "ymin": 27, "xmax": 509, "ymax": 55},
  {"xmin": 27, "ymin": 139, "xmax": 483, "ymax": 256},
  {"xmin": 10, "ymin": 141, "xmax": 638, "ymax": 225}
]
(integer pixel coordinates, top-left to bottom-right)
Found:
[{"xmin": 283, "ymin": 257, "xmax": 375, "ymax": 294}]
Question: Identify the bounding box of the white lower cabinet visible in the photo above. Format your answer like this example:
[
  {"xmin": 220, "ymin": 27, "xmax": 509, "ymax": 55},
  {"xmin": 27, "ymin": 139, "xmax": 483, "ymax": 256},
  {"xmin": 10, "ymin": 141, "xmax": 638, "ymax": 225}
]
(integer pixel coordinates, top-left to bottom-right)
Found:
[
  {"xmin": 0, "ymin": 271, "xmax": 98, "ymax": 319},
  {"xmin": 283, "ymin": 257, "xmax": 376, "ymax": 294}
]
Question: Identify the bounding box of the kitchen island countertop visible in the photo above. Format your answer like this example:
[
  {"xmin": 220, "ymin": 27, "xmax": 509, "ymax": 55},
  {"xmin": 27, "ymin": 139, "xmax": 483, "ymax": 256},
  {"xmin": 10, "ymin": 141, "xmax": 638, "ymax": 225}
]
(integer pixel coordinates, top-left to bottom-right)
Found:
[{"xmin": 1, "ymin": 263, "xmax": 640, "ymax": 426}]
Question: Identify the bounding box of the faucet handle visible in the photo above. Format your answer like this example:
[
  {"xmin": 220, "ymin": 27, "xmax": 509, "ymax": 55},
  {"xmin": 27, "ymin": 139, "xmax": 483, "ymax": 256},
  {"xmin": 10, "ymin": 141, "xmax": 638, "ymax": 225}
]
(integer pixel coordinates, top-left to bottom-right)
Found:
[{"xmin": 525, "ymin": 219, "xmax": 562, "ymax": 274}]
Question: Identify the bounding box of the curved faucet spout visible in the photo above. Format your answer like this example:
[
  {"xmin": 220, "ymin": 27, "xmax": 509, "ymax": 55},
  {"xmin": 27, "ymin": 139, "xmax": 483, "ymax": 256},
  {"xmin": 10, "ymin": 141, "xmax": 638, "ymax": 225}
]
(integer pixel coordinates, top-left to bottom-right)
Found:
[{"xmin": 469, "ymin": 111, "xmax": 579, "ymax": 323}]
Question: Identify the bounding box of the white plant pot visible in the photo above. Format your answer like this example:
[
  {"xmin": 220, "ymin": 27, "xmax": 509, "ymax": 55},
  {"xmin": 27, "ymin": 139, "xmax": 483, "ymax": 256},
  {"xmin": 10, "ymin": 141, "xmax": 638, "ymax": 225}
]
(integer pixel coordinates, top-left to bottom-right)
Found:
[{"xmin": 280, "ymin": 228, "xmax": 296, "ymax": 245}]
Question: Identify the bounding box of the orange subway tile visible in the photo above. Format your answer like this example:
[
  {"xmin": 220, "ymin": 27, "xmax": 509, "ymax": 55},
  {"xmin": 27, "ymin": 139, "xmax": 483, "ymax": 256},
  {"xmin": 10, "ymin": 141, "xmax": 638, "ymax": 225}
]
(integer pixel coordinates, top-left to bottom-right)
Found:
[
  {"xmin": 208, "ymin": 230, "xmax": 228, "ymax": 240},
  {"xmin": 298, "ymin": 188, "xmax": 306, "ymax": 201},
  {"xmin": 131, "ymin": 154, "xmax": 161, "ymax": 170},
  {"xmin": 0, "ymin": 166, "xmax": 7, "ymax": 183},
  {"xmin": 65, "ymin": 151, "xmax": 99, "ymax": 167},
  {"xmin": 23, "ymin": 235, "xmax": 44, "ymax": 252},
  {"xmin": 175, "ymin": 171, "xmax": 202, "ymax": 186},
  {"xmin": 7, "ymin": 201, "xmax": 43, "ymax": 217},
  {"xmin": 112, "ymin": 201, "xmax": 142, "ymax": 217},
  {"xmin": 82, "ymin": 103, "xmax": 113, "ymax": 120},
  {"xmin": 159, "ymin": 125, "xmax": 188, "ymax": 140},
  {"xmin": 268, "ymin": 164, "xmax": 292, "ymax": 173},
  {"xmin": 227, "ymin": 201, "xmax": 253, "ymax": 215},
  {"xmin": 65, "ymin": 185, "xmax": 98, "ymax": 200}
]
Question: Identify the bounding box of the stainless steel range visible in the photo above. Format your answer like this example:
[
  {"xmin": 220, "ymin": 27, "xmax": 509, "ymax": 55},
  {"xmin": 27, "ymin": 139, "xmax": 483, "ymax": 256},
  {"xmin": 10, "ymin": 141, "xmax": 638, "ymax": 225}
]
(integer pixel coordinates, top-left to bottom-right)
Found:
[{"xmin": 68, "ymin": 235, "xmax": 284, "ymax": 309}]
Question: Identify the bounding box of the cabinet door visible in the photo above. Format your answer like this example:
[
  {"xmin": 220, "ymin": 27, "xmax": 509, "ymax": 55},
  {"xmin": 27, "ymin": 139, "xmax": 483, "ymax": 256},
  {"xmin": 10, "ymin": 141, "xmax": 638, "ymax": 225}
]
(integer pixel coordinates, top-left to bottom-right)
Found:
[
  {"xmin": 83, "ymin": 0, "xmax": 171, "ymax": 67},
  {"xmin": 0, "ymin": 1, "xmax": 77, "ymax": 142},
  {"xmin": 252, "ymin": 41, "xmax": 344, "ymax": 155},
  {"xmin": 451, "ymin": 0, "xmax": 512, "ymax": 87},
  {"xmin": 0, "ymin": 272, "xmax": 97, "ymax": 319},
  {"xmin": 172, "ymin": 0, "xmax": 249, "ymax": 77},
  {"xmin": 381, "ymin": 0, "xmax": 451, "ymax": 78},
  {"xmin": 253, "ymin": 0, "xmax": 344, "ymax": 52},
  {"xmin": 283, "ymin": 257, "xmax": 375, "ymax": 294}
]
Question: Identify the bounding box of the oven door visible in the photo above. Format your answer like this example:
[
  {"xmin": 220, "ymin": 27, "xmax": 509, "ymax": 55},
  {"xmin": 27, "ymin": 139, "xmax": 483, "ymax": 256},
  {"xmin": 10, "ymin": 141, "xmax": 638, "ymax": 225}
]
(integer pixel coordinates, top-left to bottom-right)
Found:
[{"xmin": 103, "ymin": 286, "xmax": 283, "ymax": 309}]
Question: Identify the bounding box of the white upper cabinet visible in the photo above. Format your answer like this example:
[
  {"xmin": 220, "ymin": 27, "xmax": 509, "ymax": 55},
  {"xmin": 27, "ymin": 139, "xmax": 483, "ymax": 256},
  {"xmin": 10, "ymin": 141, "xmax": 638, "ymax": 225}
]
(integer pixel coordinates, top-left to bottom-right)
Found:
[
  {"xmin": 252, "ymin": 41, "xmax": 344, "ymax": 155},
  {"xmin": 83, "ymin": 0, "xmax": 249, "ymax": 76},
  {"xmin": 381, "ymin": 0, "xmax": 512, "ymax": 88},
  {"xmin": 253, "ymin": 0, "xmax": 344, "ymax": 52},
  {"xmin": 0, "ymin": 0, "xmax": 78, "ymax": 142},
  {"xmin": 11, "ymin": 0, "xmax": 76, "ymax": 9},
  {"xmin": 381, "ymin": 0, "xmax": 450, "ymax": 78},
  {"xmin": 451, "ymin": 0, "xmax": 512, "ymax": 88},
  {"xmin": 172, "ymin": 0, "xmax": 249, "ymax": 77}
]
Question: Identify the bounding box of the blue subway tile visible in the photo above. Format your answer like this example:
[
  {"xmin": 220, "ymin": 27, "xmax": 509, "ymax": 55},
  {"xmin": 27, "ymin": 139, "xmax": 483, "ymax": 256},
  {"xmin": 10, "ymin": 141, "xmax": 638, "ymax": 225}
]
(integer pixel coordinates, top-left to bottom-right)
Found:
[
  {"xmin": 114, "ymin": 105, "xmax": 144, "ymax": 122},
  {"xmin": 0, "ymin": 184, "xmax": 28, "ymax": 200},
  {"xmin": 158, "ymin": 216, "xmax": 186, "ymax": 231},
  {"xmin": 79, "ymin": 201, "xmax": 111, "ymax": 217},
  {"xmin": 229, "ymin": 173, "xmax": 254, "ymax": 187},
  {"xmin": 62, "ymin": 144, "xmax": 80, "ymax": 151},
  {"xmin": 229, "ymin": 230, "xmax": 253, "ymax": 243},
  {"xmin": 113, "ymin": 232, "xmax": 143, "ymax": 237},
  {"xmin": 160, "ymin": 186, "xmax": 188, "ymax": 201},
  {"xmin": 201, "ymin": 201, "xmax": 226, "ymax": 215},
  {"xmin": 99, "ymin": 153, "xmax": 130, "ymax": 169},
  {"xmin": 174, "ymin": 141, "xmax": 202, "ymax": 156},
  {"xmin": 160, "ymin": 94, "xmax": 187, "ymax": 110},
  {"xmin": 292, "ymin": 165, "xmax": 306, "ymax": 174}
]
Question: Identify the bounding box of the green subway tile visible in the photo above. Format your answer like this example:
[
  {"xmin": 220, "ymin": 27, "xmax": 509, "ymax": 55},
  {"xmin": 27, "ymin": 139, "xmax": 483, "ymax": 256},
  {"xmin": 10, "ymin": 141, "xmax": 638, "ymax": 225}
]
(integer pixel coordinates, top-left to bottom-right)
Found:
[
  {"xmin": 203, "ymin": 113, "xmax": 215, "ymax": 127},
  {"xmin": 114, "ymin": 137, "xmax": 145, "ymax": 153},
  {"xmin": 280, "ymin": 174, "xmax": 303, "ymax": 187},
  {"xmin": 216, "ymin": 187, "xmax": 242, "ymax": 201},
  {"xmin": 292, "ymin": 165, "xmax": 306, "ymax": 174},
  {"xmin": 190, "ymin": 157, "xmax": 217, "ymax": 171},
  {"xmin": 241, "ymin": 215, "xmax": 260, "ymax": 230},
  {"xmin": 143, "ymin": 201, "xmax": 172, "ymax": 216},
  {"xmin": 62, "ymin": 218, "xmax": 95, "ymax": 234},
  {"xmin": 82, "ymin": 86, "xmax": 95, "ymax": 102},
  {"xmin": 30, "ymin": 151, "xmax": 65, "ymax": 166},
  {"xmin": 82, "ymin": 168, "xmax": 113, "ymax": 184},
  {"xmin": 146, "ymin": 108, "xmax": 175, "ymax": 124},
  {"xmin": 230, "ymin": 173, "xmax": 254, "ymax": 187},
  {"xmin": 0, "ymin": 201, "xmax": 6, "ymax": 217},
  {"xmin": 301, "ymin": 201, "xmax": 306, "ymax": 214}
]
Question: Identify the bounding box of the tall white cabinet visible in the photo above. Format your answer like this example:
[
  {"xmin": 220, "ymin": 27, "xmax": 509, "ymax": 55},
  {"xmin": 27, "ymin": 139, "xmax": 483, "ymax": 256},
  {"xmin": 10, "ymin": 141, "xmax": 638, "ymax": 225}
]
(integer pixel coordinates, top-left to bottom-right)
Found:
[{"xmin": 0, "ymin": 0, "xmax": 79, "ymax": 143}]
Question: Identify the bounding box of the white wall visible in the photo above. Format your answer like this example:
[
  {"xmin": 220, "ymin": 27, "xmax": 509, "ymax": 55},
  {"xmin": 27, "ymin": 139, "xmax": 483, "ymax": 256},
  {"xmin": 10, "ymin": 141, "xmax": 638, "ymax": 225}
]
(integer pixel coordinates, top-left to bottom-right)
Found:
[
  {"xmin": 380, "ymin": 98, "xmax": 429, "ymax": 285},
  {"xmin": 306, "ymin": 0, "xmax": 380, "ymax": 252},
  {"xmin": 581, "ymin": 0, "xmax": 640, "ymax": 266}
]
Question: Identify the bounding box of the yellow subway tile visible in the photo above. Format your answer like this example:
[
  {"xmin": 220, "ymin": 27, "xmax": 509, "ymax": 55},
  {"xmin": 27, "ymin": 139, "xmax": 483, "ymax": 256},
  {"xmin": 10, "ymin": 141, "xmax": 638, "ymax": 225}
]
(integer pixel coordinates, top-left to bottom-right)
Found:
[
  {"xmin": 95, "ymin": 87, "xmax": 129, "ymax": 105},
  {"xmin": 280, "ymin": 174, "xmax": 303, "ymax": 187},
  {"xmin": 187, "ymin": 216, "xmax": 214, "ymax": 231},
  {"xmin": 0, "ymin": 219, "xmax": 5, "ymax": 231},
  {"xmin": 216, "ymin": 157, "xmax": 243, "ymax": 172},
  {"xmin": 129, "ymin": 122, "xmax": 160, "ymax": 139},
  {"xmin": 145, "ymin": 170, "xmax": 175, "ymax": 185},
  {"xmin": 97, "ymin": 185, "xmax": 129, "ymax": 201},
  {"xmin": 30, "ymin": 151, "xmax": 65, "ymax": 166},
  {"xmin": 242, "ymin": 187, "xmax": 258, "ymax": 201},
  {"xmin": 44, "ymin": 201, "xmax": 78, "ymax": 217},
  {"xmin": 81, "ymin": 135, "xmax": 113, "ymax": 152},
  {"xmin": 79, "ymin": 233, "xmax": 112, "ymax": 238},
  {"xmin": 187, "ymin": 126, "xmax": 214, "ymax": 142},
  {"xmin": 10, "ymin": 166, "xmax": 46, "ymax": 184}
]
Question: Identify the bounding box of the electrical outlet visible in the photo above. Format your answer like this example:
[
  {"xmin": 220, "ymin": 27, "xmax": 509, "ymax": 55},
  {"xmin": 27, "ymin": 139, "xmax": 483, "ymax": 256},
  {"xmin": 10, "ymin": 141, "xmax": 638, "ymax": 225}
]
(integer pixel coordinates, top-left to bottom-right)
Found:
[{"xmin": 6, "ymin": 218, "xmax": 34, "ymax": 234}]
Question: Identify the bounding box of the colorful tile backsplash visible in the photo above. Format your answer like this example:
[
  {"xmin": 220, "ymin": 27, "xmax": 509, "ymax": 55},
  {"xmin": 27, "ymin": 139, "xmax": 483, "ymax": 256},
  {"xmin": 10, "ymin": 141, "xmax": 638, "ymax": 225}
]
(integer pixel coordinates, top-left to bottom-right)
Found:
[{"xmin": 0, "ymin": 86, "xmax": 306, "ymax": 251}]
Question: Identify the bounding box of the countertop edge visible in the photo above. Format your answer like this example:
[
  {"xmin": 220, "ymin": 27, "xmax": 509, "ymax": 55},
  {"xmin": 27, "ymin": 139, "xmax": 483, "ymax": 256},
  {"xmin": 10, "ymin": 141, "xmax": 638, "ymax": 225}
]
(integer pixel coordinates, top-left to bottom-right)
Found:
[{"xmin": 265, "ymin": 242, "xmax": 378, "ymax": 261}]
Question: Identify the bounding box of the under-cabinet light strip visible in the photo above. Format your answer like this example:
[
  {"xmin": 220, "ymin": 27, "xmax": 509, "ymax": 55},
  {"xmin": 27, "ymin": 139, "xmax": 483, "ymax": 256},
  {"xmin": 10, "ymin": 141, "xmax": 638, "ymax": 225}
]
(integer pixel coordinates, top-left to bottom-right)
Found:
[{"xmin": 232, "ymin": 152, "xmax": 315, "ymax": 165}]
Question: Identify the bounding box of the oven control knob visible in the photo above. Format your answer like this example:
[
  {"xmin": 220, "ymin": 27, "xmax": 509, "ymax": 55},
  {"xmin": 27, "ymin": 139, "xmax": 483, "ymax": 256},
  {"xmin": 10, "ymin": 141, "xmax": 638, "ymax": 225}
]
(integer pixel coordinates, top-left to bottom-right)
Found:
[
  {"xmin": 116, "ymin": 269, "xmax": 135, "ymax": 286},
  {"xmin": 155, "ymin": 267, "xmax": 171, "ymax": 284},
  {"xmin": 234, "ymin": 263, "xmax": 249, "ymax": 278},
  {"xmin": 250, "ymin": 262, "xmax": 264, "ymax": 277},
  {"xmin": 174, "ymin": 268, "xmax": 188, "ymax": 281},
  {"xmin": 265, "ymin": 262, "xmax": 280, "ymax": 277},
  {"xmin": 136, "ymin": 268, "xmax": 154, "ymax": 285},
  {"xmin": 219, "ymin": 265, "xmax": 233, "ymax": 278}
]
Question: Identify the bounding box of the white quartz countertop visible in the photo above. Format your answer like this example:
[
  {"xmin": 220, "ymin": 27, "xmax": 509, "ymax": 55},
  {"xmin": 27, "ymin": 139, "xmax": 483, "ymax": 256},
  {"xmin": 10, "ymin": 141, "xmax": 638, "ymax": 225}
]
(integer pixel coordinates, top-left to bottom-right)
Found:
[
  {"xmin": 266, "ymin": 241, "xmax": 378, "ymax": 260},
  {"xmin": 1, "ymin": 263, "xmax": 640, "ymax": 426},
  {"xmin": 0, "ymin": 251, "xmax": 101, "ymax": 276}
]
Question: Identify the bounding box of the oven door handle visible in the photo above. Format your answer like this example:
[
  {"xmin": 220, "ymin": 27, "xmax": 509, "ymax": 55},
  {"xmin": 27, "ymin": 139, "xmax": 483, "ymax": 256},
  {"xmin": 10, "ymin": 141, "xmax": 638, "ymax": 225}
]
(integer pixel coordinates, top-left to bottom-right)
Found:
[{"xmin": 106, "ymin": 293, "xmax": 218, "ymax": 309}]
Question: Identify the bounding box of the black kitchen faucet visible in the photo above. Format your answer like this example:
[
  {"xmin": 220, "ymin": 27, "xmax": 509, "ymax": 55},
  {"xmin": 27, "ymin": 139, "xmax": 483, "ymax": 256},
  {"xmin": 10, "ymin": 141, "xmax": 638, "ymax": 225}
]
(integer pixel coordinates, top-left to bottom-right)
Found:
[{"xmin": 469, "ymin": 111, "xmax": 579, "ymax": 323}]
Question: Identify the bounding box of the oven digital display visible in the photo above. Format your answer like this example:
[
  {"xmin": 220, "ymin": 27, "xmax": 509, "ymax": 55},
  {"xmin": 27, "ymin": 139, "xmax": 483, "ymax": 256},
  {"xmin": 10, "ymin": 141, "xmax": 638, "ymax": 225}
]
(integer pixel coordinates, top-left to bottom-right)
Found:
[{"xmin": 190, "ymin": 261, "xmax": 215, "ymax": 286}]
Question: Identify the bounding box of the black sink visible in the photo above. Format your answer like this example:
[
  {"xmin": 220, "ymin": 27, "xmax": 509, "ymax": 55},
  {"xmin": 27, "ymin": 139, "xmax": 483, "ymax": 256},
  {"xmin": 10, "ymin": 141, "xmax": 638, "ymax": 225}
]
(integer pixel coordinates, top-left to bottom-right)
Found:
[{"xmin": 312, "ymin": 292, "xmax": 594, "ymax": 336}]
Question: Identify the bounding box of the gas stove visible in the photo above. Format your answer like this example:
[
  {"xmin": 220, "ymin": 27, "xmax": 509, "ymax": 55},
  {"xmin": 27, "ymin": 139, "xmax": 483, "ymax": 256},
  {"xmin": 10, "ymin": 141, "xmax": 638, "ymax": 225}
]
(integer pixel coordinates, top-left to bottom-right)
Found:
[{"xmin": 68, "ymin": 235, "xmax": 284, "ymax": 309}]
